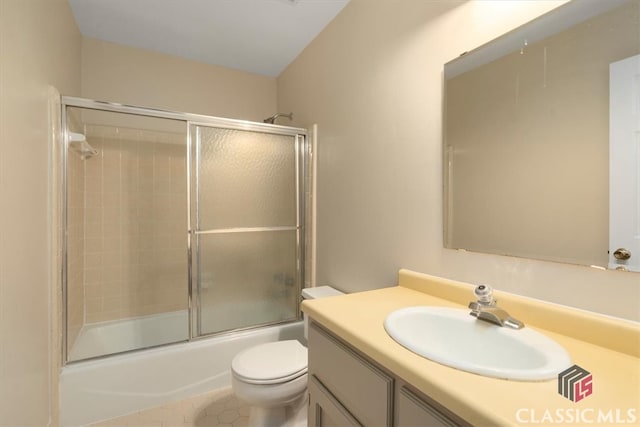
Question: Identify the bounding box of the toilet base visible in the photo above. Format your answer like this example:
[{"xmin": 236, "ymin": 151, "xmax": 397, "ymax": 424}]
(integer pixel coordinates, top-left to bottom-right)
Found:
[{"xmin": 247, "ymin": 392, "xmax": 307, "ymax": 427}]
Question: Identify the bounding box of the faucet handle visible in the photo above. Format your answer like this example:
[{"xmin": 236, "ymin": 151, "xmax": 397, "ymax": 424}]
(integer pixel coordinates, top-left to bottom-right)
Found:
[{"xmin": 474, "ymin": 284, "xmax": 495, "ymax": 305}]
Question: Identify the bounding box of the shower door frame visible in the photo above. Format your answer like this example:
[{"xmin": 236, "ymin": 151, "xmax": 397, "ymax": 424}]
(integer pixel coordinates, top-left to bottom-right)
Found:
[
  {"xmin": 60, "ymin": 96, "xmax": 308, "ymax": 364},
  {"xmin": 190, "ymin": 122, "xmax": 307, "ymax": 338}
]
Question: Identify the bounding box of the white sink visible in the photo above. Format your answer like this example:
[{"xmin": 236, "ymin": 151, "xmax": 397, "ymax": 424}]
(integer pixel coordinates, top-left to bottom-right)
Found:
[{"xmin": 384, "ymin": 306, "xmax": 571, "ymax": 381}]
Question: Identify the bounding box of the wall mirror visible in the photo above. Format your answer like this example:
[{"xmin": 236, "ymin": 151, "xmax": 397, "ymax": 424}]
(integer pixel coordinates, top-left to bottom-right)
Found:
[{"xmin": 443, "ymin": 0, "xmax": 640, "ymax": 272}]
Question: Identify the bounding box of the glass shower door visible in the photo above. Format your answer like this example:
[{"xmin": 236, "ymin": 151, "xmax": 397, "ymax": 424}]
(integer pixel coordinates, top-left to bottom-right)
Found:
[
  {"xmin": 190, "ymin": 124, "xmax": 304, "ymax": 336},
  {"xmin": 63, "ymin": 103, "xmax": 189, "ymax": 362}
]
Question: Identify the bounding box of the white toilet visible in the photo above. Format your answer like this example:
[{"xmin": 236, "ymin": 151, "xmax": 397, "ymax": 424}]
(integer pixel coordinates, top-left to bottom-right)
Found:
[{"xmin": 231, "ymin": 286, "xmax": 344, "ymax": 427}]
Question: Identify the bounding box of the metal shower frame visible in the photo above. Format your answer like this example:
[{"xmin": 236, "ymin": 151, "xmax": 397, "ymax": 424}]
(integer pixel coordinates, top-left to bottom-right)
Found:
[{"xmin": 60, "ymin": 96, "xmax": 308, "ymax": 364}]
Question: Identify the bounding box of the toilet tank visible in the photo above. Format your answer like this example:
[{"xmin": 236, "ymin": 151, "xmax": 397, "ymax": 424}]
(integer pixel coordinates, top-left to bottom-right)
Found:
[{"xmin": 301, "ymin": 286, "xmax": 344, "ymax": 340}]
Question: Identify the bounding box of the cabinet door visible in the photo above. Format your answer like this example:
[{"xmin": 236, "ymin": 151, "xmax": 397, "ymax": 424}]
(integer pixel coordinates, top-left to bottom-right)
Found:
[
  {"xmin": 396, "ymin": 386, "xmax": 463, "ymax": 427},
  {"xmin": 309, "ymin": 376, "xmax": 362, "ymax": 427},
  {"xmin": 308, "ymin": 322, "xmax": 393, "ymax": 426}
]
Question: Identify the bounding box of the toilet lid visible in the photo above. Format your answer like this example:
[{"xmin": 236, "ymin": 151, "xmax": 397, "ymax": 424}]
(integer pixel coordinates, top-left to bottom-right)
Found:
[{"xmin": 232, "ymin": 340, "xmax": 308, "ymax": 385}]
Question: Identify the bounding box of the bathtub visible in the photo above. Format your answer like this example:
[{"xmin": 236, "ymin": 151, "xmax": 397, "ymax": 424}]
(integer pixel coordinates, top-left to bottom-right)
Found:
[
  {"xmin": 60, "ymin": 320, "xmax": 304, "ymax": 426},
  {"xmin": 68, "ymin": 300, "xmax": 292, "ymax": 362},
  {"xmin": 68, "ymin": 310, "xmax": 190, "ymax": 361}
]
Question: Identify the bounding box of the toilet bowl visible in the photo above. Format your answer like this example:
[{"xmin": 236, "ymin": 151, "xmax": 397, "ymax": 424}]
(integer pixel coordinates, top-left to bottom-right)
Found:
[
  {"xmin": 231, "ymin": 286, "xmax": 343, "ymax": 427},
  {"xmin": 232, "ymin": 340, "xmax": 308, "ymax": 426}
]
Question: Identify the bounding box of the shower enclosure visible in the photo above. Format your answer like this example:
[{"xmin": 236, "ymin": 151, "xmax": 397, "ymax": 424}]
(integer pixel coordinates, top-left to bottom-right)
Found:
[{"xmin": 61, "ymin": 97, "xmax": 307, "ymax": 363}]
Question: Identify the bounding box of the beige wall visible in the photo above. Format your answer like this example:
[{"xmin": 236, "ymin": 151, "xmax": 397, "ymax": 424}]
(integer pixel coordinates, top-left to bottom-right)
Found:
[
  {"xmin": 277, "ymin": 0, "xmax": 640, "ymax": 321},
  {"xmin": 0, "ymin": 1, "xmax": 81, "ymax": 426},
  {"xmin": 81, "ymin": 38, "xmax": 277, "ymax": 122}
]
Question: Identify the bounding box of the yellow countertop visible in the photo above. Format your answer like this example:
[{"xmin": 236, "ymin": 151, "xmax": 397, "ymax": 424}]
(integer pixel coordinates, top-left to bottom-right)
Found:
[{"xmin": 301, "ymin": 270, "xmax": 640, "ymax": 427}]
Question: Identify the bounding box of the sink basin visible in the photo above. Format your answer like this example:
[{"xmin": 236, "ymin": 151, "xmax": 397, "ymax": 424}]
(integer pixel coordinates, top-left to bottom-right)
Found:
[{"xmin": 384, "ymin": 306, "xmax": 571, "ymax": 381}]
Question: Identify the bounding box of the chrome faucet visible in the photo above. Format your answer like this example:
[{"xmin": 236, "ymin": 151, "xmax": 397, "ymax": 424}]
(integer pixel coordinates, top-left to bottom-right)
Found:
[{"xmin": 468, "ymin": 285, "xmax": 524, "ymax": 329}]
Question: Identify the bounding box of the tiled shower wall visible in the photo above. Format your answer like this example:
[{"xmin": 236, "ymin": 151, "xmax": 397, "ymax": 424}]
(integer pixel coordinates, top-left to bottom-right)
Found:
[
  {"xmin": 82, "ymin": 127, "xmax": 188, "ymax": 324},
  {"xmin": 67, "ymin": 151, "xmax": 85, "ymax": 348}
]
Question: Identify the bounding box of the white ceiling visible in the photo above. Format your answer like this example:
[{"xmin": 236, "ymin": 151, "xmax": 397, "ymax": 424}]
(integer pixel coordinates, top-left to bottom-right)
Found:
[{"xmin": 68, "ymin": 0, "xmax": 350, "ymax": 77}]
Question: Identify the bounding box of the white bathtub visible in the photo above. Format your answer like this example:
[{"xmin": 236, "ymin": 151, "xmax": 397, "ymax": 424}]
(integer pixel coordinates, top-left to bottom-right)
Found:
[
  {"xmin": 69, "ymin": 300, "xmax": 294, "ymax": 362},
  {"xmin": 68, "ymin": 311, "xmax": 190, "ymax": 361},
  {"xmin": 60, "ymin": 321, "xmax": 304, "ymax": 426}
]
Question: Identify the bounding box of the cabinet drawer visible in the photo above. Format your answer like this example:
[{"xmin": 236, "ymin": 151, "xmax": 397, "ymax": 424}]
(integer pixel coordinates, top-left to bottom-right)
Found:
[{"xmin": 308, "ymin": 322, "xmax": 393, "ymax": 426}]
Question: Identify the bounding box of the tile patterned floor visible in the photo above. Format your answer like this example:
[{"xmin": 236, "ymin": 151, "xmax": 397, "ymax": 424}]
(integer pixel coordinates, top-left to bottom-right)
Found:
[{"xmin": 89, "ymin": 388, "xmax": 250, "ymax": 427}]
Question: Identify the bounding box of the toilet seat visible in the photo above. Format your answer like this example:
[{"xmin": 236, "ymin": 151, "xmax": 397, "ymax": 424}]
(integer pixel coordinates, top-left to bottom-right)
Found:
[{"xmin": 231, "ymin": 340, "xmax": 308, "ymax": 385}]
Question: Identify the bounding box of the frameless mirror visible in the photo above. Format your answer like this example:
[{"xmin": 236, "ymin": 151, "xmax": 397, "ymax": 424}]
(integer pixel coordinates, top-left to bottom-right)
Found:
[{"xmin": 444, "ymin": 0, "xmax": 640, "ymax": 272}]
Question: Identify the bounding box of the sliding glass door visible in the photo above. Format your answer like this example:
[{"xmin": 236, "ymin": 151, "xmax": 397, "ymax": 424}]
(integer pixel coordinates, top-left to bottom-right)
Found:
[{"xmin": 190, "ymin": 124, "xmax": 305, "ymax": 336}]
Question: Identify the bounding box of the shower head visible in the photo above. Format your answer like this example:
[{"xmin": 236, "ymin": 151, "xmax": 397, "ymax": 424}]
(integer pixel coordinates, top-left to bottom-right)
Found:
[{"xmin": 263, "ymin": 112, "xmax": 293, "ymax": 124}]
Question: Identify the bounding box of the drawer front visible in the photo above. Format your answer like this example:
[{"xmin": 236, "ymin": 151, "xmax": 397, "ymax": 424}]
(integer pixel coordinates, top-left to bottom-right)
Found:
[{"xmin": 308, "ymin": 322, "xmax": 393, "ymax": 426}]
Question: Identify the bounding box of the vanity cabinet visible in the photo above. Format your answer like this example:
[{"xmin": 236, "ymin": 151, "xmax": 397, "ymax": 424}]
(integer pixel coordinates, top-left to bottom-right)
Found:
[{"xmin": 308, "ymin": 321, "xmax": 469, "ymax": 427}]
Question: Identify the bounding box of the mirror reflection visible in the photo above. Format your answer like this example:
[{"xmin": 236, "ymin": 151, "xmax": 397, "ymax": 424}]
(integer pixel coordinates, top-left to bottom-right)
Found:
[{"xmin": 444, "ymin": 0, "xmax": 640, "ymax": 272}]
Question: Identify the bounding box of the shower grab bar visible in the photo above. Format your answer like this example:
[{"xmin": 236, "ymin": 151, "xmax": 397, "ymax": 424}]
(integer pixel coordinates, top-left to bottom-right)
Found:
[{"xmin": 194, "ymin": 226, "xmax": 299, "ymax": 235}]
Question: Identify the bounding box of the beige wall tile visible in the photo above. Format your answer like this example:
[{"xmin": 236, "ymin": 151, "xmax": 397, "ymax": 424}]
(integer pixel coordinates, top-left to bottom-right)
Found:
[{"xmin": 76, "ymin": 135, "xmax": 189, "ymax": 324}]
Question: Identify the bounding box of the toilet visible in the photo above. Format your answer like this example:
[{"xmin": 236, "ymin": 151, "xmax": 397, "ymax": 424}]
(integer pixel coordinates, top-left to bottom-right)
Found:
[{"xmin": 231, "ymin": 286, "xmax": 344, "ymax": 427}]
